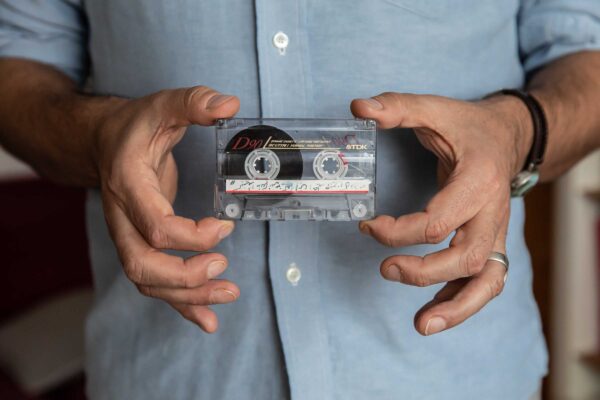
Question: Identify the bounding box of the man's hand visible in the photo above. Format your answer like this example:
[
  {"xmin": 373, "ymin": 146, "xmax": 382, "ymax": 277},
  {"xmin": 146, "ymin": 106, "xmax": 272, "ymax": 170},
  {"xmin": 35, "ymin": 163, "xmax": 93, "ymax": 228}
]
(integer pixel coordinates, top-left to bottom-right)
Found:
[
  {"xmin": 351, "ymin": 92, "xmax": 533, "ymax": 336},
  {"xmin": 95, "ymin": 86, "xmax": 241, "ymax": 333}
]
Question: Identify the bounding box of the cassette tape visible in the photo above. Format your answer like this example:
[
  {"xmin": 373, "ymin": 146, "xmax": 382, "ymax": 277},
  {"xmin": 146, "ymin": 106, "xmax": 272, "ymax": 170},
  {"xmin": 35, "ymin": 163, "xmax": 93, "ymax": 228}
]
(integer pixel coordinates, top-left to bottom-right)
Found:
[{"xmin": 215, "ymin": 118, "xmax": 376, "ymax": 221}]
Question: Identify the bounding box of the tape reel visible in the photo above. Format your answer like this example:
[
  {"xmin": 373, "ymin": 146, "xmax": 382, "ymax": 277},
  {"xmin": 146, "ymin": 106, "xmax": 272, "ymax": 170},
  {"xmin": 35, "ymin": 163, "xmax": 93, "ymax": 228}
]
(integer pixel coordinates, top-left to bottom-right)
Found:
[
  {"xmin": 244, "ymin": 149, "xmax": 281, "ymax": 179},
  {"xmin": 224, "ymin": 125, "xmax": 303, "ymax": 180},
  {"xmin": 313, "ymin": 150, "xmax": 348, "ymax": 180}
]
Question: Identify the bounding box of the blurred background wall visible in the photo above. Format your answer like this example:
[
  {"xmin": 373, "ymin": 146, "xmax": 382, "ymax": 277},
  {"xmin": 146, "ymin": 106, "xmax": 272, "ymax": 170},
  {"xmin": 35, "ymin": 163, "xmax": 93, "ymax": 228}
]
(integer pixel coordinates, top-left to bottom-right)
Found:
[
  {"xmin": 0, "ymin": 147, "xmax": 91, "ymax": 400},
  {"xmin": 547, "ymin": 151, "xmax": 600, "ymax": 400}
]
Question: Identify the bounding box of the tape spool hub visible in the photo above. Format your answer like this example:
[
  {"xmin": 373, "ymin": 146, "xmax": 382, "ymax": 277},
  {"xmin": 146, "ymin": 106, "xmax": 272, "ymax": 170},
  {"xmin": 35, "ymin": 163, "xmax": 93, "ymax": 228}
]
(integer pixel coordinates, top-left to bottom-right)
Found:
[
  {"xmin": 224, "ymin": 125, "xmax": 303, "ymax": 180},
  {"xmin": 244, "ymin": 149, "xmax": 281, "ymax": 179},
  {"xmin": 313, "ymin": 150, "xmax": 348, "ymax": 180}
]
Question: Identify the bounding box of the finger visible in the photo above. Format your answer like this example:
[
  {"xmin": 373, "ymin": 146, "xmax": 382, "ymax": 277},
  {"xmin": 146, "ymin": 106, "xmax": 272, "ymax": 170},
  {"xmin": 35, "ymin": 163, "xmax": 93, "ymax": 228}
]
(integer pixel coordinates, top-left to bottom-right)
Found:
[
  {"xmin": 436, "ymin": 162, "xmax": 450, "ymax": 186},
  {"xmin": 413, "ymin": 223, "xmax": 508, "ymax": 336},
  {"xmin": 155, "ymin": 85, "xmax": 240, "ymax": 127},
  {"xmin": 138, "ymin": 279, "xmax": 240, "ymax": 306},
  {"xmin": 380, "ymin": 198, "xmax": 508, "ymax": 286},
  {"xmin": 350, "ymin": 92, "xmax": 456, "ymax": 129},
  {"xmin": 360, "ymin": 162, "xmax": 502, "ymax": 247},
  {"xmin": 104, "ymin": 200, "xmax": 230, "ymax": 288},
  {"xmin": 113, "ymin": 170, "xmax": 234, "ymax": 251},
  {"xmin": 170, "ymin": 303, "xmax": 219, "ymax": 333},
  {"xmin": 413, "ymin": 258, "xmax": 508, "ymax": 336}
]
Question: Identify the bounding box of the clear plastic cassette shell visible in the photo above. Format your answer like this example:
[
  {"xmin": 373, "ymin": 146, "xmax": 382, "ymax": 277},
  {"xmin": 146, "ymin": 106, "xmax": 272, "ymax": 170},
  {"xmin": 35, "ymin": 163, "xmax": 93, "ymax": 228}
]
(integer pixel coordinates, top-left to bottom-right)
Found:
[{"xmin": 215, "ymin": 118, "xmax": 376, "ymax": 221}]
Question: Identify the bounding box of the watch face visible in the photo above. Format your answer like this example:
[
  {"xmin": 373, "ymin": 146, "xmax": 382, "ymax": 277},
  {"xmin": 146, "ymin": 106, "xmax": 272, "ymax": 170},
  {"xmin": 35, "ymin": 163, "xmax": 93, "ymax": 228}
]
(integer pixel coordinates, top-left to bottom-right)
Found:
[{"xmin": 511, "ymin": 170, "xmax": 540, "ymax": 197}]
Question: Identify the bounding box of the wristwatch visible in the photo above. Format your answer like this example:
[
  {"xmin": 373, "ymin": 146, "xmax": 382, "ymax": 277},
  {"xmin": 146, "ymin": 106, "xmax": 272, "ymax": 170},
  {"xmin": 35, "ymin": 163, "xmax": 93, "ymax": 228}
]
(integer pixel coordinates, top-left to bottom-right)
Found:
[{"xmin": 489, "ymin": 89, "xmax": 549, "ymax": 197}]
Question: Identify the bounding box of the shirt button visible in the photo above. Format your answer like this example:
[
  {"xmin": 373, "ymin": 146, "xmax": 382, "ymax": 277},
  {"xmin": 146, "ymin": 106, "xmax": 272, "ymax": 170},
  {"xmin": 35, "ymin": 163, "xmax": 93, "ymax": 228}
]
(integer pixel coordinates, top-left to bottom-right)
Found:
[
  {"xmin": 273, "ymin": 31, "xmax": 289, "ymax": 55},
  {"xmin": 286, "ymin": 263, "xmax": 301, "ymax": 286}
]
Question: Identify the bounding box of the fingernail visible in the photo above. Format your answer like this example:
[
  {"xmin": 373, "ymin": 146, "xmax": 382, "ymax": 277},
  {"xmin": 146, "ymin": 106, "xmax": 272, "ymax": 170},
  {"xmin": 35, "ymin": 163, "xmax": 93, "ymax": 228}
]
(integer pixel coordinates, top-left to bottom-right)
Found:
[
  {"xmin": 207, "ymin": 94, "xmax": 234, "ymax": 109},
  {"xmin": 384, "ymin": 264, "xmax": 403, "ymax": 281},
  {"xmin": 218, "ymin": 222, "xmax": 234, "ymax": 239},
  {"xmin": 363, "ymin": 98, "xmax": 383, "ymax": 110},
  {"xmin": 210, "ymin": 288, "xmax": 237, "ymax": 304},
  {"xmin": 207, "ymin": 260, "xmax": 227, "ymax": 279},
  {"xmin": 425, "ymin": 317, "xmax": 446, "ymax": 336}
]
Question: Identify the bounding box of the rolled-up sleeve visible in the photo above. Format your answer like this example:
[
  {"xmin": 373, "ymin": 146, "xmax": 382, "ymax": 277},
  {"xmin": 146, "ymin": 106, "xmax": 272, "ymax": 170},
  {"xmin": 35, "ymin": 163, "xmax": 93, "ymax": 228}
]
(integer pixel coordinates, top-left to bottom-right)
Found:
[
  {"xmin": 0, "ymin": 0, "xmax": 88, "ymax": 84},
  {"xmin": 519, "ymin": 0, "xmax": 600, "ymax": 72}
]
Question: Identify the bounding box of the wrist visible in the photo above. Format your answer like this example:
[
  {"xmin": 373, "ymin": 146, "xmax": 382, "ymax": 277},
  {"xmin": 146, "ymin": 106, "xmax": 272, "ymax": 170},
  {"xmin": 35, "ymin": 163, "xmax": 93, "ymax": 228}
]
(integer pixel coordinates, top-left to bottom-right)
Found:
[
  {"xmin": 88, "ymin": 95, "xmax": 131, "ymax": 182},
  {"xmin": 481, "ymin": 95, "xmax": 534, "ymax": 177}
]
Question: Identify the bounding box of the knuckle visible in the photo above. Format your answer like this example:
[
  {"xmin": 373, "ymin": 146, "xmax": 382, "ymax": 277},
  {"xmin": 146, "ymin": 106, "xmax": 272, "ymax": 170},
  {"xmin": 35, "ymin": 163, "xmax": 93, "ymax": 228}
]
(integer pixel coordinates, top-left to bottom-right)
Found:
[
  {"xmin": 182, "ymin": 86, "xmax": 203, "ymax": 109},
  {"xmin": 147, "ymin": 89, "xmax": 170, "ymax": 112},
  {"xmin": 487, "ymin": 277, "xmax": 505, "ymax": 299},
  {"xmin": 187, "ymin": 307, "xmax": 206, "ymax": 325},
  {"xmin": 425, "ymin": 218, "xmax": 451, "ymax": 244},
  {"xmin": 177, "ymin": 290, "xmax": 198, "ymax": 304},
  {"xmin": 123, "ymin": 257, "xmax": 145, "ymax": 284},
  {"xmin": 383, "ymin": 235, "xmax": 397, "ymax": 248},
  {"xmin": 477, "ymin": 159, "xmax": 503, "ymax": 192},
  {"xmin": 460, "ymin": 249, "xmax": 486, "ymax": 276},
  {"xmin": 179, "ymin": 271, "xmax": 196, "ymax": 289},
  {"xmin": 103, "ymin": 175, "xmax": 122, "ymax": 199},
  {"xmin": 137, "ymin": 285, "xmax": 154, "ymax": 298},
  {"xmin": 190, "ymin": 293, "xmax": 209, "ymax": 306},
  {"xmin": 183, "ymin": 86, "xmax": 213, "ymax": 108},
  {"xmin": 376, "ymin": 91, "xmax": 395, "ymax": 101},
  {"xmin": 413, "ymin": 271, "xmax": 431, "ymax": 288},
  {"xmin": 148, "ymin": 225, "xmax": 169, "ymax": 249},
  {"xmin": 177, "ymin": 306, "xmax": 196, "ymax": 323}
]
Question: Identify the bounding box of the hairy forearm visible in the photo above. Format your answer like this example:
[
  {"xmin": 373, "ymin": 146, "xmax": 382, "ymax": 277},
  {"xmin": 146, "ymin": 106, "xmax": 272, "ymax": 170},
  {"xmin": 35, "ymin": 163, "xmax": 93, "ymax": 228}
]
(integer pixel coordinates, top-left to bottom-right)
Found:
[
  {"xmin": 0, "ymin": 59, "xmax": 125, "ymax": 186},
  {"xmin": 526, "ymin": 51, "xmax": 600, "ymax": 181}
]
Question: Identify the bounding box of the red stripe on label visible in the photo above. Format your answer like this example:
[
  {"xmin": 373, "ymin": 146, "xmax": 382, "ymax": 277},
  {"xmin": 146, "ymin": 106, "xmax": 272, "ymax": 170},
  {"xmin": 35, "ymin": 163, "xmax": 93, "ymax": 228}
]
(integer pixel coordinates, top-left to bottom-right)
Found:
[{"xmin": 226, "ymin": 190, "xmax": 370, "ymax": 194}]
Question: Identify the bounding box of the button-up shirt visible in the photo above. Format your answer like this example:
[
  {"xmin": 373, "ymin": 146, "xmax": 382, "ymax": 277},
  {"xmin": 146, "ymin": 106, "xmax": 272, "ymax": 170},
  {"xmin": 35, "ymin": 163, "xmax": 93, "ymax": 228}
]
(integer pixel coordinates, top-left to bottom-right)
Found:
[{"xmin": 2, "ymin": 1, "xmax": 599, "ymax": 399}]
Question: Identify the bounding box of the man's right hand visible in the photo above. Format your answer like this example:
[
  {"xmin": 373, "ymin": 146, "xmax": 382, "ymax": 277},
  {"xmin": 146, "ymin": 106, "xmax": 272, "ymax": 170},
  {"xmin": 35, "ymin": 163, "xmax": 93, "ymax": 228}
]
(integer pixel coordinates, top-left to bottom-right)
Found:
[{"xmin": 94, "ymin": 86, "xmax": 240, "ymax": 333}]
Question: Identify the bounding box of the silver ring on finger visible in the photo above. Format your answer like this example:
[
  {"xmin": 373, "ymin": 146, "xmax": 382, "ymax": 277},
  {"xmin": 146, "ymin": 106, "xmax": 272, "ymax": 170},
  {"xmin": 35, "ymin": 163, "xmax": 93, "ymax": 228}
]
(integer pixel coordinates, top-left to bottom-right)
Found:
[{"xmin": 487, "ymin": 251, "xmax": 509, "ymax": 283}]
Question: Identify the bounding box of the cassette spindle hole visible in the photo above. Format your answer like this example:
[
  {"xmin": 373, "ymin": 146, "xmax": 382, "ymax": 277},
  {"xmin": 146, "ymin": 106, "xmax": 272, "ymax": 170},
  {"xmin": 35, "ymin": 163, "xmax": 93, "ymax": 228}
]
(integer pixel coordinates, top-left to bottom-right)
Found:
[
  {"xmin": 254, "ymin": 156, "xmax": 270, "ymax": 174},
  {"xmin": 322, "ymin": 157, "xmax": 340, "ymax": 175},
  {"xmin": 244, "ymin": 149, "xmax": 281, "ymax": 179},
  {"xmin": 313, "ymin": 150, "xmax": 348, "ymax": 180}
]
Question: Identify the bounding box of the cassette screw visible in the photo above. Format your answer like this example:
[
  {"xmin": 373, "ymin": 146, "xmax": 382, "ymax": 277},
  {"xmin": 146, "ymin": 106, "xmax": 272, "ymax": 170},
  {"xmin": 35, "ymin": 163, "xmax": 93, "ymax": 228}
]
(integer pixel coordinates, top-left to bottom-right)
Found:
[{"xmin": 353, "ymin": 203, "xmax": 368, "ymax": 219}]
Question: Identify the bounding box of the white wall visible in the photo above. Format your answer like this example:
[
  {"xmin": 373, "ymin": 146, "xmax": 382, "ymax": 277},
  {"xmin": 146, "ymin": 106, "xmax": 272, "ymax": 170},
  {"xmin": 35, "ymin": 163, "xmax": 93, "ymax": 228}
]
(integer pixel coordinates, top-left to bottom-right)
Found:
[
  {"xmin": 0, "ymin": 146, "xmax": 34, "ymax": 179},
  {"xmin": 551, "ymin": 150, "xmax": 600, "ymax": 400}
]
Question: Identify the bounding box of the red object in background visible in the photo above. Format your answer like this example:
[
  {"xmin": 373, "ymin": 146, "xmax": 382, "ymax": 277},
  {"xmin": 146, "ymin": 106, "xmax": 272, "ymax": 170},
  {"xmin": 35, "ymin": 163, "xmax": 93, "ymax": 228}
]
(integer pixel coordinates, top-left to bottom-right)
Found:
[
  {"xmin": 0, "ymin": 178, "xmax": 92, "ymax": 399},
  {"xmin": 0, "ymin": 178, "xmax": 92, "ymax": 323}
]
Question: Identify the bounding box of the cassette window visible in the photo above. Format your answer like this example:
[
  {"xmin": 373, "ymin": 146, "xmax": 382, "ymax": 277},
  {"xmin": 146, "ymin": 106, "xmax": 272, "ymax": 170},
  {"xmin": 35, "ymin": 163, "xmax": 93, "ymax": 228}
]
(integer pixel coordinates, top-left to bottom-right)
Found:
[{"xmin": 215, "ymin": 118, "xmax": 376, "ymax": 221}]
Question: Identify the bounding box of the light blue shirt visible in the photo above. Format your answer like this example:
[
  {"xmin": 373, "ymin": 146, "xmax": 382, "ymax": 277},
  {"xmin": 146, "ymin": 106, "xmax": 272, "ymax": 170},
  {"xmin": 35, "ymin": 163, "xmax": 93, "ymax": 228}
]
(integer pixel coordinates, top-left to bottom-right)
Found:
[{"xmin": 2, "ymin": 1, "xmax": 600, "ymax": 399}]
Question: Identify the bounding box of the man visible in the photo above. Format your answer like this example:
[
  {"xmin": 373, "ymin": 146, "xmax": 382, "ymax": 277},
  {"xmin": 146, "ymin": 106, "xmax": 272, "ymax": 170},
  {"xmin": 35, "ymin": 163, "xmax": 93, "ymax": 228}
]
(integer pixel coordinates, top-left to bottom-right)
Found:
[{"xmin": 0, "ymin": 1, "xmax": 599, "ymax": 399}]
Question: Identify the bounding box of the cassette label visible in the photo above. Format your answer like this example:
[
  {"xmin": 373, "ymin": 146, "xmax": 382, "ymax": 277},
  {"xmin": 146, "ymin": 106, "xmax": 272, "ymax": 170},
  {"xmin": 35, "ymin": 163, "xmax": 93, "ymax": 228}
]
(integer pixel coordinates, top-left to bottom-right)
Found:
[
  {"xmin": 214, "ymin": 118, "xmax": 376, "ymax": 221},
  {"xmin": 225, "ymin": 179, "xmax": 372, "ymax": 194}
]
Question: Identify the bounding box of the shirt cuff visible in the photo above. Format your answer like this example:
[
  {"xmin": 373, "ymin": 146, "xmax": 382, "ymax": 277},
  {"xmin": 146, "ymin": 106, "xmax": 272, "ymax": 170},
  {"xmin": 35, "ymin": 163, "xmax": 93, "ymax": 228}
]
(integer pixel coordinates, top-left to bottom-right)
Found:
[{"xmin": 520, "ymin": 8, "xmax": 600, "ymax": 72}]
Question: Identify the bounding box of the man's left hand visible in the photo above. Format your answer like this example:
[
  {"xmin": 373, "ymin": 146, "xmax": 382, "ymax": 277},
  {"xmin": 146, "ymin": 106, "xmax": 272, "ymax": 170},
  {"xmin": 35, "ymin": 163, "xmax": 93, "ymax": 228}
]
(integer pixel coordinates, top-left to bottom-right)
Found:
[{"xmin": 351, "ymin": 92, "xmax": 532, "ymax": 336}]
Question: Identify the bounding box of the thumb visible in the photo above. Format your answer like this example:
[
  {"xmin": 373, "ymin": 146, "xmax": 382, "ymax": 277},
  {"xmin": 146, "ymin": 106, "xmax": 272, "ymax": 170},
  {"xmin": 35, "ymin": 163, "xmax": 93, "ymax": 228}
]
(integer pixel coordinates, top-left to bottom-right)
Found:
[
  {"xmin": 350, "ymin": 92, "xmax": 443, "ymax": 129},
  {"xmin": 156, "ymin": 86, "xmax": 240, "ymax": 127}
]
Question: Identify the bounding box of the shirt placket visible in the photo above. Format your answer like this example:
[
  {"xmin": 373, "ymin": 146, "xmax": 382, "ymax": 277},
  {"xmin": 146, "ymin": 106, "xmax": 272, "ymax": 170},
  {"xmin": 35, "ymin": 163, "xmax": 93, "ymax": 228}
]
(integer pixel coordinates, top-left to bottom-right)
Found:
[
  {"xmin": 255, "ymin": 1, "xmax": 332, "ymax": 399},
  {"xmin": 267, "ymin": 222, "xmax": 333, "ymax": 400},
  {"xmin": 255, "ymin": 0, "xmax": 314, "ymax": 117}
]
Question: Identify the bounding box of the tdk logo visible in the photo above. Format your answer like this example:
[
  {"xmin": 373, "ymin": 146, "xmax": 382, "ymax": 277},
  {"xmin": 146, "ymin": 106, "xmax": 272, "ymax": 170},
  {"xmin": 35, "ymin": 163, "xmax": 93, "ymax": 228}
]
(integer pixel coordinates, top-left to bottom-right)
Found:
[{"xmin": 346, "ymin": 144, "xmax": 368, "ymax": 150}]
